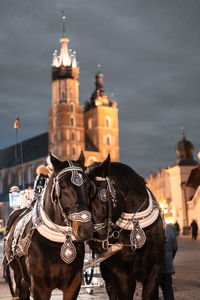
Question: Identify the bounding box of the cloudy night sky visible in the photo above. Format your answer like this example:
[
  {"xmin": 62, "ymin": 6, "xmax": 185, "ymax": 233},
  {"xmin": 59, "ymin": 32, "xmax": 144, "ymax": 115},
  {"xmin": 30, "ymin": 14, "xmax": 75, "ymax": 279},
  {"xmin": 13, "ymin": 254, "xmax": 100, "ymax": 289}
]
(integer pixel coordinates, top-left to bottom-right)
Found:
[{"xmin": 0, "ymin": 0, "xmax": 200, "ymax": 177}]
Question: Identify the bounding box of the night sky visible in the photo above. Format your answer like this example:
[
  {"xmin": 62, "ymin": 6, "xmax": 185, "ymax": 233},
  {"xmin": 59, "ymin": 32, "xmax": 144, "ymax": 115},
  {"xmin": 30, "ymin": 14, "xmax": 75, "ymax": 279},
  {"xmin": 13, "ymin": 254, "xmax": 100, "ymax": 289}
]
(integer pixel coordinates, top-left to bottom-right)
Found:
[{"xmin": 1, "ymin": 0, "xmax": 200, "ymax": 177}]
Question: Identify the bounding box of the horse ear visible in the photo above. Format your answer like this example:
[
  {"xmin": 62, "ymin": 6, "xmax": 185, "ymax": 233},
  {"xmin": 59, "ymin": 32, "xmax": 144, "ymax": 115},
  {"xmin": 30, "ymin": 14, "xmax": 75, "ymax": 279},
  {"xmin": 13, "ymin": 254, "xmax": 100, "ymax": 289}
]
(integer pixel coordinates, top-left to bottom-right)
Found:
[
  {"xmin": 100, "ymin": 154, "xmax": 111, "ymax": 177},
  {"xmin": 77, "ymin": 150, "xmax": 85, "ymax": 168},
  {"xmin": 49, "ymin": 152, "xmax": 62, "ymax": 174}
]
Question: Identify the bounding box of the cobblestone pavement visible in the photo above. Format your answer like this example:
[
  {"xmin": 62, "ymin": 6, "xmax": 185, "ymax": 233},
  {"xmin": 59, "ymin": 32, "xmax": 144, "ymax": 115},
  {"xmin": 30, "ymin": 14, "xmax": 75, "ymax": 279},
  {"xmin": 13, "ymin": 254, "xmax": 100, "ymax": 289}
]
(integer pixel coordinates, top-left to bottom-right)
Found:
[{"xmin": 0, "ymin": 236, "xmax": 200, "ymax": 299}]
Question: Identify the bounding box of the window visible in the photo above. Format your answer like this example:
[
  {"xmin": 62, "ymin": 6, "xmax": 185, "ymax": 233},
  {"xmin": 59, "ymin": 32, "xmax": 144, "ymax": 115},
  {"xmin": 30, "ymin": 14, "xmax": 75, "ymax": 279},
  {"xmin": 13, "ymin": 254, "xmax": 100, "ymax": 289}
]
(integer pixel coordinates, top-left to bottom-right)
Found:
[
  {"xmin": 71, "ymin": 132, "xmax": 75, "ymax": 141},
  {"xmin": 106, "ymin": 135, "xmax": 111, "ymax": 146},
  {"xmin": 70, "ymin": 104, "xmax": 74, "ymax": 112},
  {"xmin": 88, "ymin": 118, "xmax": 93, "ymax": 129},
  {"xmin": 72, "ymin": 146, "xmax": 76, "ymax": 156},
  {"xmin": 105, "ymin": 116, "xmax": 111, "ymax": 128},
  {"xmin": 67, "ymin": 130, "xmax": 69, "ymax": 140},
  {"xmin": 70, "ymin": 117, "xmax": 75, "ymax": 126}
]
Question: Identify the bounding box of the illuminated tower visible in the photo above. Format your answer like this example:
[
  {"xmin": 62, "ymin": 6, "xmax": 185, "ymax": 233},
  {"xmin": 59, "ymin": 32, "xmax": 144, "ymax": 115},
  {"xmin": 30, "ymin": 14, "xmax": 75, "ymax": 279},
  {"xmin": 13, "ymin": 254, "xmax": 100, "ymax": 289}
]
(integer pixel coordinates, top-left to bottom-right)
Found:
[
  {"xmin": 84, "ymin": 70, "xmax": 119, "ymax": 163},
  {"xmin": 49, "ymin": 15, "xmax": 85, "ymax": 159}
]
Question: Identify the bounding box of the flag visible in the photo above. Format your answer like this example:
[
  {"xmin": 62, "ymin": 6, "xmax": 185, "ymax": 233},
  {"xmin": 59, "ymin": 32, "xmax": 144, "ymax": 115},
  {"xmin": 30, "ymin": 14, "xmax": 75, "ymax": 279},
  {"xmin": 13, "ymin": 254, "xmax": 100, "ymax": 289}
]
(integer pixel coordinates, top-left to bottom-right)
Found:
[{"xmin": 14, "ymin": 115, "xmax": 20, "ymax": 129}]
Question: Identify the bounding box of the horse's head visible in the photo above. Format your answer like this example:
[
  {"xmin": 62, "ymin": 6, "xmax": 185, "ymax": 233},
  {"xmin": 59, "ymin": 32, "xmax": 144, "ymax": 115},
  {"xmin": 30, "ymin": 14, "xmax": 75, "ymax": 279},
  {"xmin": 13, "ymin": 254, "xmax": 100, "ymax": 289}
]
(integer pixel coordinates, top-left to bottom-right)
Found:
[
  {"xmin": 46, "ymin": 151, "xmax": 94, "ymax": 242},
  {"xmin": 86, "ymin": 155, "xmax": 124, "ymax": 244}
]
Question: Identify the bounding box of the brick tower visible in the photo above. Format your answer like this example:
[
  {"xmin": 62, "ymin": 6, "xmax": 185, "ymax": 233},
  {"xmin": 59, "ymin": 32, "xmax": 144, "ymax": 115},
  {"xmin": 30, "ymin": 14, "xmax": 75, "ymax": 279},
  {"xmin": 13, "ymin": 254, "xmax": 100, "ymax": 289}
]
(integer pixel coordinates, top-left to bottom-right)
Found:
[
  {"xmin": 84, "ymin": 71, "xmax": 119, "ymax": 163},
  {"xmin": 49, "ymin": 15, "xmax": 85, "ymax": 159}
]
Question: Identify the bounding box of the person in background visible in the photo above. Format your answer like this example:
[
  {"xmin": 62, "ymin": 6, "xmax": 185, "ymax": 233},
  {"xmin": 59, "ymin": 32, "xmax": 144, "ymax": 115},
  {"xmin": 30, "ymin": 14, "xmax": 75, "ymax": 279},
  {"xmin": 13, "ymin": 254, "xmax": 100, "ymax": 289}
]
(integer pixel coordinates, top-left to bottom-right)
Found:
[
  {"xmin": 173, "ymin": 221, "xmax": 180, "ymax": 237},
  {"xmin": 190, "ymin": 219, "xmax": 198, "ymax": 240},
  {"xmin": 31, "ymin": 164, "xmax": 50, "ymax": 205},
  {"xmin": 156, "ymin": 224, "xmax": 178, "ymax": 300},
  {"xmin": 6, "ymin": 165, "xmax": 50, "ymax": 233}
]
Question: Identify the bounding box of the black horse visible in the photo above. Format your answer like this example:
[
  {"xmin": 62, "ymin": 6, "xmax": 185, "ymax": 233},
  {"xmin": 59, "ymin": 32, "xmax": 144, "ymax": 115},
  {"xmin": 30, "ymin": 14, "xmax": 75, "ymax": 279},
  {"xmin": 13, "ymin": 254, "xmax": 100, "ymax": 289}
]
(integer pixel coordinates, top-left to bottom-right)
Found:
[
  {"xmin": 86, "ymin": 155, "xmax": 165, "ymax": 300},
  {"xmin": 4, "ymin": 152, "xmax": 94, "ymax": 300}
]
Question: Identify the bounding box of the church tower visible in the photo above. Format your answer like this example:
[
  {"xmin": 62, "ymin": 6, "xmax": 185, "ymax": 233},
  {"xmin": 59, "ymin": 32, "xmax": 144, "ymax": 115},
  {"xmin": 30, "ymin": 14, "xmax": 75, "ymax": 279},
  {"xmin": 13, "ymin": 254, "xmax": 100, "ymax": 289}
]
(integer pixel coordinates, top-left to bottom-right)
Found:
[
  {"xmin": 167, "ymin": 130, "xmax": 198, "ymax": 228},
  {"xmin": 84, "ymin": 70, "xmax": 119, "ymax": 163},
  {"xmin": 49, "ymin": 15, "xmax": 85, "ymax": 159}
]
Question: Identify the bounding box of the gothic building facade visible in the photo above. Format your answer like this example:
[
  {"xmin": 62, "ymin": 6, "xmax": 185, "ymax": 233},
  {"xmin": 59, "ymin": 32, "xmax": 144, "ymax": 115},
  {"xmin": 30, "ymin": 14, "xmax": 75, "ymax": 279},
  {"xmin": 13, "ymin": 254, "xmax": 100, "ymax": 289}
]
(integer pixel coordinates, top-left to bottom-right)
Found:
[
  {"xmin": 0, "ymin": 21, "xmax": 119, "ymax": 223},
  {"xmin": 147, "ymin": 133, "xmax": 199, "ymax": 232}
]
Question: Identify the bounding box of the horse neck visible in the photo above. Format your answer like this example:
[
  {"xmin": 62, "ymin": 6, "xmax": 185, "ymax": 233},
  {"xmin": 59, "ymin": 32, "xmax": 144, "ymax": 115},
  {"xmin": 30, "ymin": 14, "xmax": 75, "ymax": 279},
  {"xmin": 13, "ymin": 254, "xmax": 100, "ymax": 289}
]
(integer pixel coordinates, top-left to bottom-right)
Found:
[{"xmin": 110, "ymin": 170, "xmax": 148, "ymax": 214}]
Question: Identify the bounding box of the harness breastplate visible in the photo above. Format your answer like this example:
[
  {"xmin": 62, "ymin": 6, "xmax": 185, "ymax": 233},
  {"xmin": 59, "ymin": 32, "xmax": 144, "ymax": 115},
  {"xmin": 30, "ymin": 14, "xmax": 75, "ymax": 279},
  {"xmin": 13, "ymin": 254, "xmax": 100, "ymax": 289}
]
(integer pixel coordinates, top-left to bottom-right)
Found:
[{"xmin": 116, "ymin": 189, "xmax": 160, "ymax": 230}]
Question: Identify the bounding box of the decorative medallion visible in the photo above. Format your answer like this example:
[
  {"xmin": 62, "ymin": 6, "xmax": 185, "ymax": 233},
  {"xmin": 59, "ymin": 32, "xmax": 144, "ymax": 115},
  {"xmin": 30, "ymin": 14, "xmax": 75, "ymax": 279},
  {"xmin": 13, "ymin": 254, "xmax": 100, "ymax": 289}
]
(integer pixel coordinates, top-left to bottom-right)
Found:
[
  {"xmin": 72, "ymin": 172, "xmax": 83, "ymax": 186},
  {"xmin": 99, "ymin": 188, "xmax": 107, "ymax": 202},
  {"xmin": 68, "ymin": 160, "xmax": 84, "ymax": 186},
  {"xmin": 68, "ymin": 210, "xmax": 92, "ymax": 223},
  {"xmin": 130, "ymin": 222, "xmax": 146, "ymax": 249},
  {"xmin": 60, "ymin": 236, "xmax": 77, "ymax": 264},
  {"xmin": 94, "ymin": 223, "xmax": 107, "ymax": 232}
]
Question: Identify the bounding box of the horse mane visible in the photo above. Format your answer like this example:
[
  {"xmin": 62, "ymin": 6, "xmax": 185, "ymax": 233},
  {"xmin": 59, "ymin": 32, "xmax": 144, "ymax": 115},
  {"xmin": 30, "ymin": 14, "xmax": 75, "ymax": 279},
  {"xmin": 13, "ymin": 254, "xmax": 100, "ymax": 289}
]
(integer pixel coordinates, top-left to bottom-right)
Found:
[
  {"xmin": 87, "ymin": 161, "xmax": 148, "ymax": 212},
  {"xmin": 42, "ymin": 173, "xmax": 55, "ymax": 214},
  {"xmin": 110, "ymin": 162, "xmax": 146, "ymax": 195},
  {"xmin": 87, "ymin": 161, "xmax": 146, "ymax": 195}
]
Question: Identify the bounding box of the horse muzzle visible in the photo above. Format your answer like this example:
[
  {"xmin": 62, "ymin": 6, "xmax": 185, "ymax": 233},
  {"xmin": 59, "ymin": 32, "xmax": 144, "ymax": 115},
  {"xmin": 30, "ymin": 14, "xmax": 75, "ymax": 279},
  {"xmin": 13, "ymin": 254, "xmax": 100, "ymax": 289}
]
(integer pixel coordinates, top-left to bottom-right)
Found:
[{"xmin": 69, "ymin": 210, "xmax": 93, "ymax": 242}]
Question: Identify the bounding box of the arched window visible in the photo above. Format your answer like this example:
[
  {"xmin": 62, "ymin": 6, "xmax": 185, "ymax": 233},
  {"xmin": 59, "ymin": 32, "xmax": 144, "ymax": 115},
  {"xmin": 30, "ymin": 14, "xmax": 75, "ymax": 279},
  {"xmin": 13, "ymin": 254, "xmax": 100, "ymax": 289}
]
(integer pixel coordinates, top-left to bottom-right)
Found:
[
  {"xmin": 71, "ymin": 132, "xmax": 75, "ymax": 141},
  {"xmin": 67, "ymin": 130, "xmax": 69, "ymax": 140},
  {"xmin": 70, "ymin": 116, "xmax": 75, "ymax": 127},
  {"xmin": 72, "ymin": 146, "xmax": 76, "ymax": 156},
  {"xmin": 88, "ymin": 118, "xmax": 93, "ymax": 129},
  {"xmin": 105, "ymin": 116, "xmax": 111, "ymax": 128},
  {"xmin": 106, "ymin": 135, "xmax": 111, "ymax": 146},
  {"xmin": 86, "ymin": 157, "xmax": 98, "ymax": 165},
  {"xmin": 70, "ymin": 104, "xmax": 74, "ymax": 112}
]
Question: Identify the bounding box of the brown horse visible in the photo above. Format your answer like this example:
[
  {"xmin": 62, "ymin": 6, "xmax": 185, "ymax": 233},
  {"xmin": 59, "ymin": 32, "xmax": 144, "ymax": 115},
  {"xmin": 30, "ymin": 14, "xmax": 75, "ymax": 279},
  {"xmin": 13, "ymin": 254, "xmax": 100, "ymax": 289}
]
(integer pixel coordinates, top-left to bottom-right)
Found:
[
  {"xmin": 86, "ymin": 155, "xmax": 165, "ymax": 300},
  {"xmin": 4, "ymin": 152, "xmax": 94, "ymax": 300}
]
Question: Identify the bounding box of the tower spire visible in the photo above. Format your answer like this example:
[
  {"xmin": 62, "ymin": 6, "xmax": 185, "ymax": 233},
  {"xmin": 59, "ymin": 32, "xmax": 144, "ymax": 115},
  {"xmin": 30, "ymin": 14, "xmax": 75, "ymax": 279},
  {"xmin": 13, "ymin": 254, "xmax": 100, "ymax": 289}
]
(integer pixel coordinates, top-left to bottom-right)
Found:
[
  {"xmin": 62, "ymin": 11, "xmax": 66, "ymax": 37},
  {"xmin": 58, "ymin": 12, "xmax": 71, "ymax": 66},
  {"xmin": 181, "ymin": 126, "xmax": 185, "ymax": 140}
]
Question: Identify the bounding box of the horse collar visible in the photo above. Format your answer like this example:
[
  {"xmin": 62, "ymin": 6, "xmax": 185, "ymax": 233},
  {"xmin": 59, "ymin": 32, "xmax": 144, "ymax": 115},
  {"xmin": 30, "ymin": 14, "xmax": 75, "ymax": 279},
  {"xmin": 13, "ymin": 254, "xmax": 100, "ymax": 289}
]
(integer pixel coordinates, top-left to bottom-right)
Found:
[{"xmin": 116, "ymin": 188, "xmax": 160, "ymax": 231}]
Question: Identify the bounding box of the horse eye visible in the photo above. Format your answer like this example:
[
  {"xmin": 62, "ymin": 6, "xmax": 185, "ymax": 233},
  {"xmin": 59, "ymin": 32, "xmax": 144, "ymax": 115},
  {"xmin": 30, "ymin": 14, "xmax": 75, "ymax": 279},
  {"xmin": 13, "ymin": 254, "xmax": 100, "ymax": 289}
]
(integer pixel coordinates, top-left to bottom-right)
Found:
[{"xmin": 60, "ymin": 181, "xmax": 66, "ymax": 188}]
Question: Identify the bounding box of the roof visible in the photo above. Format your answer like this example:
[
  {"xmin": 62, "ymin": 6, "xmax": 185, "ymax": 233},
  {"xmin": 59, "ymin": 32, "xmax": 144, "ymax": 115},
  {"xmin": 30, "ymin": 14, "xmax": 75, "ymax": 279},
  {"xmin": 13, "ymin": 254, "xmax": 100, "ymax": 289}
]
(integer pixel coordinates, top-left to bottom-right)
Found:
[
  {"xmin": 187, "ymin": 166, "xmax": 200, "ymax": 189},
  {"xmin": 0, "ymin": 132, "xmax": 48, "ymax": 169}
]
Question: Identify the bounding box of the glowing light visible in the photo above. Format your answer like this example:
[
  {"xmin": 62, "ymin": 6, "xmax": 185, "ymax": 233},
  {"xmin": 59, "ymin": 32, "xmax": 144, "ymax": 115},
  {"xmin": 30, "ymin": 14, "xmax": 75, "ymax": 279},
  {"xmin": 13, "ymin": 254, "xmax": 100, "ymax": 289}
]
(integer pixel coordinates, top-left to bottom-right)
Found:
[{"xmin": 198, "ymin": 152, "xmax": 200, "ymax": 160}]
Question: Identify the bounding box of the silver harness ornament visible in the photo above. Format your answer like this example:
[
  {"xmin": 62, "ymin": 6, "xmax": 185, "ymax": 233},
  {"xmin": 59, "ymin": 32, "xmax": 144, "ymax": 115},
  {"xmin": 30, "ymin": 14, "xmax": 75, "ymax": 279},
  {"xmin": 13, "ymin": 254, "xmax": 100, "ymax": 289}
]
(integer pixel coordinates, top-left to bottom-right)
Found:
[
  {"xmin": 116, "ymin": 188, "xmax": 160, "ymax": 249},
  {"xmin": 93, "ymin": 178, "xmax": 160, "ymax": 250},
  {"xmin": 10, "ymin": 161, "xmax": 92, "ymax": 265}
]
